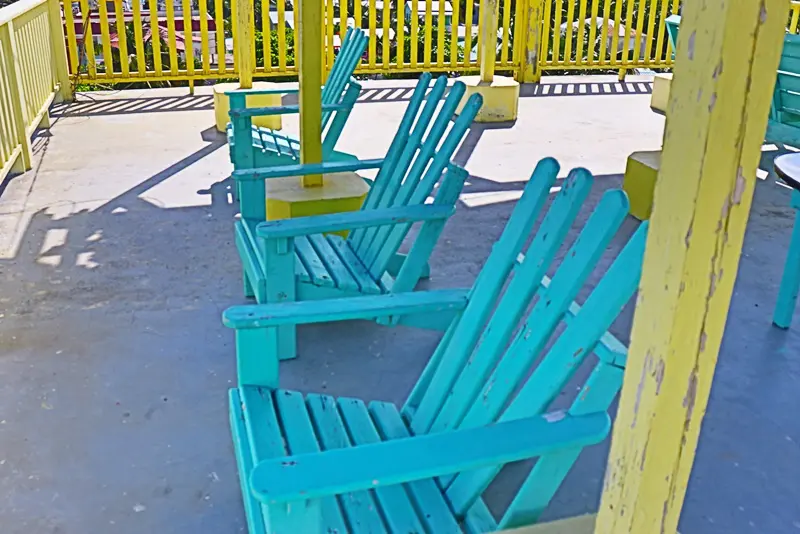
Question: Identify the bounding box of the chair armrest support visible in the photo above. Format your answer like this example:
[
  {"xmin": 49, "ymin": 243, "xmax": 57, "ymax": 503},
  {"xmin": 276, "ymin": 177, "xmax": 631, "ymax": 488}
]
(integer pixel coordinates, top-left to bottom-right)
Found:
[
  {"xmin": 249, "ymin": 412, "xmax": 610, "ymax": 504},
  {"xmin": 256, "ymin": 204, "xmax": 455, "ymax": 239},
  {"xmin": 223, "ymin": 289, "xmax": 469, "ymax": 329},
  {"xmin": 232, "ymin": 159, "xmax": 384, "ymax": 181}
]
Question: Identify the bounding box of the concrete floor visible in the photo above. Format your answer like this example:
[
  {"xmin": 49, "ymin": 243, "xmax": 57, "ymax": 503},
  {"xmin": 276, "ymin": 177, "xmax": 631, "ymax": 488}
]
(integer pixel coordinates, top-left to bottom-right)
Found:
[{"xmin": 0, "ymin": 76, "xmax": 798, "ymax": 534}]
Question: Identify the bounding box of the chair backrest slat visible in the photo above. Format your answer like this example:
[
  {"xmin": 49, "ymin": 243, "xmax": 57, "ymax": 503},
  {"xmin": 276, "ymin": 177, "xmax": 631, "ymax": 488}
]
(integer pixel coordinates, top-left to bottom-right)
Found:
[
  {"xmin": 404, "ymin": 159, "xmax": 561, "ymax": 434},
  {"xmin": 322, "ymin": 81, "xmax": 363, "ymax": 157},
  {"xmin": 454, "ymin": 189, "xmax": 630, "ymax": 432},
  {"xmin": 427, "ymin": 169, "xmax": 595, "ymax": 435},
  {"xmin": 443, "ymin": 221, "xmax": 649, "ymax": 515},
  {"xmin": 349, "ymin": 74, "xmax": 446, "ymax": 252},
  {"xmin": 320, "ymin": 28, "xmax": 367, "ymax": 129},
  {"xmin": 364, "ymin": 89, "xmax": 483, "ymax": 278},
  {"xmin": 347, "ymin": 73, "xmax": 435, "ymax": 250}
]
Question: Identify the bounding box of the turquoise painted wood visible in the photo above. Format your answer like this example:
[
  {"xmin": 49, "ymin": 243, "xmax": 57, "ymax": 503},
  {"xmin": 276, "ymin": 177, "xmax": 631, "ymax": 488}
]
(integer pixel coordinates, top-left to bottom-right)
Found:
[
  {"xmin": 233, "ymin": 73, "xmax": 484, "ymax": 360},
  {"xmin": 223, "ymin": 157, "xmax": 651, "ymax": 533},
  {"xmin": 774, "ymin": 189, "xmax": 800, "ymax": 328},
  {"xmin": 226, "ymin": 27, "xmax": 369, "ymax": 172}
]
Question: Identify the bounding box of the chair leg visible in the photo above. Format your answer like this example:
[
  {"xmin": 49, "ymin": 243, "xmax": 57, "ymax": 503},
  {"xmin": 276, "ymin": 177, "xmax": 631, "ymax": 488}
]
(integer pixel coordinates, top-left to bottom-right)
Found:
[
  {"xmin": 774, "ymin": 206, "xmax": 800, "ymax": 329},
  {"xmin": 276, "ymin": 324, "xmax": 298, "ymax": 361},
  {"xmin": 387, "ymin": 252, "xmax": 431, "ymax": 279},
  {"xmin": 243, "ymin": 266, "xmax": 255, "ymax": 299}
]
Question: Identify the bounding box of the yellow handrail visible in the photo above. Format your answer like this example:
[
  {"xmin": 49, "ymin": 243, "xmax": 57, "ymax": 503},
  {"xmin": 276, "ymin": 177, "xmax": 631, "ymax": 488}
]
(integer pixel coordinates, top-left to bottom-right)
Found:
[{"xmin": 0, "ymin": 0, "xmax": 70, "ymax": 182}]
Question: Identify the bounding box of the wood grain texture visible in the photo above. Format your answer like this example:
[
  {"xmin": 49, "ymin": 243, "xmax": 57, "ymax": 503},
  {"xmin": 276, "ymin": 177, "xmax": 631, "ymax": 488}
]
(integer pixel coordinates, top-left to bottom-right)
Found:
[{"xmin": 595, "ymin": 1, "xmax": 791, "ymax": 532}]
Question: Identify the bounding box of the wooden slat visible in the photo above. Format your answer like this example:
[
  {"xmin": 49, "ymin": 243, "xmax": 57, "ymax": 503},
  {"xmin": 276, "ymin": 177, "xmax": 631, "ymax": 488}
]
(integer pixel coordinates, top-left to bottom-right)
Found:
[
  {"xmin": 62, "ymin": 0, "xmax": 79, "ymax": 74},
  {"xmin": 338, "ymin": 397, "xmax": 425, "ymax": 532},
  {"xmin": 563, "ymin": 0, "xmax": 575, "ymax": 64},
  {"xmin": 436, "ymin": 0, "xmax": 444, "ymax": 66},
  {"xmin": 96, "ymin": 0, "xmax": 114, "ymax": 75},
  {"xmin": 369, "ymin": 401, "xmax": 462, "ymax": 533},
  {"xmin": 199, "ymin": 0, "xmax": 210, "ymax": 73},
  {"xmin": 131, "ymin": 0, "xmax": 146, "ymax": 75},
  {"xmin": 411, "ymin": 0, "xmax": 419, "ymax": 67},
  {"xmin": 406, "ymin": 158, "xmax": 559, "ymax": 434},
  {"xmin": 573, "ymin": 0, "xmax": 587, "ymax": 66},
  {"xmin": 306, "ymin": 394, "xmax": 386, "ymax": 534},
  {"xmin": 252, "ymin": 409, "xmax": 610, "ymax": 503},
  {"xmin": 423, "ymin": 0, "xmax": 432, "ymax": 66},
  {"xmin": 328, "ymin": 235, "xmax": 383, "ymax": 294},
  {"xmin": 228, "ymin": 388, "xmax": 269, "ymax": 534},
  {"xmin": 260, "ymin": 0, "xmax": 270, "ymax": 72},
  {"xmin": 113, "ymin": 0, "xmax": 129, "ymax": 76},
  {"xmin": 357, "ymin": 77, "xmax": 457, "ymax": 265},
  {"xmin": 348, "ymin": 73, "xmax": 436, "ymax": 249},
  {"xmin": 275, "ymin": 390, "xmax": 348, "ymax": 533},
  {"xmin": 430, "ymin": 169, "xmax": 595, "ymax": 435},
  {"xmin": 447, "ymin": 222, "xmax": 648, "ymax": 515},
  {"xmin": 309, "ymin": 233, "xmax": 360, "ymax": 291},
  {"xmin": 147, "ymin": 0, "xmax": 162, "ymax": 75},
  {"xmin": 368, "ymin": 0, "xmax": 376, "ymax": 68},
  {"xmin": 552, "ymin": 0, "xmax": 562, "ymax": 65},
  {"xmin": 165, "ymin": 0, "xmax": 178, "ymax": 74},
  {"xmin": 396, "ymin": 0, "xmax": 404, "ymax": 68},
  {"xmin": 223, "ymin": 288, "xmax": 468, "ymax": 329},
  {"xmin": 597, "ymin": 0, "xmax": 789, "ymax": 530},
  {"xmin": 294, "ymin": 235, "xmax": 336, "ymax": 287},
  {"xmin": 214, "ymin": 0, "xmax": 224, "ymax": 73},
  {"xmin": 381, "ymin": 0, "xmax": 389, "ymax": 69}
]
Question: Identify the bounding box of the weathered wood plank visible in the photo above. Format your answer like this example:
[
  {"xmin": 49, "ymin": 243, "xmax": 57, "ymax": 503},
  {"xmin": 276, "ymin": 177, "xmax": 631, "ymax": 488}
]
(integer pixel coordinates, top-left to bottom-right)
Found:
[{"xmin": 595, "ymin": 1, "xmax": 790, "ymax": 532}]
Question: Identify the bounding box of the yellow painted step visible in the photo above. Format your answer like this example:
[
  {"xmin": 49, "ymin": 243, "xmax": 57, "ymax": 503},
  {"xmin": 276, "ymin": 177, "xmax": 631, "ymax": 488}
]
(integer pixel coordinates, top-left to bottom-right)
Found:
[{"xmin": 622, "ymin": 150, "xmax": 662, "ymax": 221}]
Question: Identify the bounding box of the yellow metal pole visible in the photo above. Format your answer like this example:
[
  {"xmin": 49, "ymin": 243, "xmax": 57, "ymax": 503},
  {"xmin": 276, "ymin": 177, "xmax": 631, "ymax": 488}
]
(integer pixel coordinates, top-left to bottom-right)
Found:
[
  {"xmin": 237, "ymin": 0, "xmax": 253, "ymax": 89},
  {"xmin": 595, "ymin": 0, "xmax": 789, "ymax": 533},
  {"xmin": 297, "ymin": 0, "xmax": 324, "ymax": 187},
  {"xmin": 479, "ymin": 0, "xmax": 498, "ymax": 82}
]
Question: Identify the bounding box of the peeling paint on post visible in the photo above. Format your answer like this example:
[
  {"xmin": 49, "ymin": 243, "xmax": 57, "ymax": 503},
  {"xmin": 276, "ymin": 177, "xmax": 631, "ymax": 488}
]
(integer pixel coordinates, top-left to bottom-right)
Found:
[
  {"xmin": 594, "ymin": 1, "xmax": 791, "ymax": 533},
  {"xmin": 518, "ymin": 0, "xmax": 544, "ymax": 83}
]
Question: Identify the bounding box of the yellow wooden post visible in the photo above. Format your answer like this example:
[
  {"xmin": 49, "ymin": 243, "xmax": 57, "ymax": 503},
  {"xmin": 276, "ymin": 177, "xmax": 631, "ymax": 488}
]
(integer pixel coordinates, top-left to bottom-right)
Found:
[
  {"xmin": 297, "ymin": 0, "xmax": 323, "ymax": 186},
  {"xmin": 47, "ymin": 0, "xmax": 72, "ymax": 102},
  {"xmin": 1, "ymin": 21, "xmax": 33, "ymax": 171},
  {"xmin": 236, "ymin": 0, "xmax": 253, "ymax": 89},
  {"xmin": 595, "ymin": 0, "xmax": 790, "ymax": 532},
  {"xmin": 517, "ymin": 0, "xmax": 543, "ymax": 83},
  {"xmin": 479, "ymin": 0, "xmax": 498, "ymax": 82}
]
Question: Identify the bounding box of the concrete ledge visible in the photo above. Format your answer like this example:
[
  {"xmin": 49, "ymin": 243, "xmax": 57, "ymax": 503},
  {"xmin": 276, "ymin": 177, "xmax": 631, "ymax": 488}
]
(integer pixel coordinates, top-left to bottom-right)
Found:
[
  {"xmin": 213, "ymin": 82, "xmax": 283, "ymax": 132},
  {"xmin": 265, "ymin": 171, "xmax": 370, "ymax": 236},
  {"xmin": 456, "ymin": 75, "xmax": 520, "ymax": 123}
]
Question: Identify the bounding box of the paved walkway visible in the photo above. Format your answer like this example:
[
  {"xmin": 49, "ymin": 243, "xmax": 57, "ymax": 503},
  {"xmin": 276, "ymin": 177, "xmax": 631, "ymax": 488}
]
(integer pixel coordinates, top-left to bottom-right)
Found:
[{"xmin": 0, "ymin": 76, "xmax": 798, "ymax": 533}]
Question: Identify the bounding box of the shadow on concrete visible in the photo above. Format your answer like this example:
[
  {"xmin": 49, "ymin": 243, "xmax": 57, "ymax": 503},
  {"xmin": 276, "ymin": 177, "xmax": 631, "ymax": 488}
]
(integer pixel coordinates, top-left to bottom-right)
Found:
[
  {"xmin": 51, "ymin": 94, "xmax": 216, "ymax": 117},
  {"xmin": 520, "ymin": 80, "xmax": 653, "ymax": 98}
]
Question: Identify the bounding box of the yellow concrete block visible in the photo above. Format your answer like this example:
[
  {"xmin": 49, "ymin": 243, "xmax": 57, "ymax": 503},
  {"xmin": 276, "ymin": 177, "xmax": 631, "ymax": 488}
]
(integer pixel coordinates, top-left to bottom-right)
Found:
[
  {"xmin": 650, "ymin": 73, "xmax": 672, "ymax": 115},
  {"xmin": 265, "ymin": 171, "xmax": 371, "ymax": 237},
  {"xmin": 622, "ymin": 150, "xmax": 662, "ymax": 221},
  {"xmin": 213, "ymin": 82, "xmax": 283, "ymax": 133},
  {"xmin": 455, "ymin": 75, "xmax": 520, "ymax": 123}
]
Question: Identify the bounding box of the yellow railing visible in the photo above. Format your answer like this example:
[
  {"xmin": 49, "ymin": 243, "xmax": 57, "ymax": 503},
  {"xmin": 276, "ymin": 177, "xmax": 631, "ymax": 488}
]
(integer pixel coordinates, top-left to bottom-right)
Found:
[
  {"xmin": 0, "ymin": 0, "xmax": 71, "ymax": 181},
  {"xmin": 538, "ymin": 0, "xmax": 681, "ymax": 73},
  {"xmin": 63, "ymin": 0, "xmax": 800, "ymax": 86}
]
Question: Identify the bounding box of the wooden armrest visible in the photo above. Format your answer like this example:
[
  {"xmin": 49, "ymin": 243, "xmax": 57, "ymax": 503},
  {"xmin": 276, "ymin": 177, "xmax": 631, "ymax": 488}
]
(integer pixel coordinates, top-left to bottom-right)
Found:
[
  {"xmin": 225, "ymin": 87, "xmax": 300, "ymax": 96},
  {"xmin": 229, "ymin": 102, "xmax": 351, "ymax": 118},
  {"xmin": 256, "ymin": 204, "xmax": 454, "ymax": 239},
  {"xmin": 232, "ymin": 159, "xmax": 384, "ymax": 181},
  {"xmin": 249, "ymin": 412, "xmax": 609, "ymax": 504},
  {"xmin": 223, "ymin": 289, "xmax": 469, "ymax": 329}
]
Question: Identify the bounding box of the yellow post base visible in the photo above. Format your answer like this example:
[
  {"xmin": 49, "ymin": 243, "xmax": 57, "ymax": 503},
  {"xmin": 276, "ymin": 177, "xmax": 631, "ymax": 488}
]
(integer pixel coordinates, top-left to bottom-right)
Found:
[
  {"xmin": 622, "ymin": 150, "xmax": 662, "ymax": 221},
  {"xmin": 265, "ymin": 172, "xmax": 371, "ymax": 236},
  {"xmin": 213, "ymin": 82, "xmax": 283, "ymax": 132},
  {"xmin": 650, "ymin": 73, "xmax": 673, "ymax": 115},
  {"xmin": 455, "ymin": 75, "xmax": 520, "ymax": 123}
]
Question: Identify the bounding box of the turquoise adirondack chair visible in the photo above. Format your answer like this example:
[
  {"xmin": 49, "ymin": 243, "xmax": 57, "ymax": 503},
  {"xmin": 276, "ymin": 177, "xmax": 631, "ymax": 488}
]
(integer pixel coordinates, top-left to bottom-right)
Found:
[
  {"xmin": 226, "ymin": 28, "xmax": 369, "ymax": 172},
  {"xmin": 223, "ymin": 158, "xmax": 649, "ymax": 533},
  {"xmin": 232, "ymin": 73, "xmax": 483, "ymax": 360}
]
